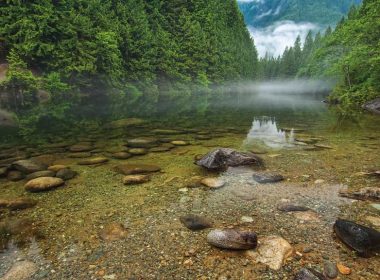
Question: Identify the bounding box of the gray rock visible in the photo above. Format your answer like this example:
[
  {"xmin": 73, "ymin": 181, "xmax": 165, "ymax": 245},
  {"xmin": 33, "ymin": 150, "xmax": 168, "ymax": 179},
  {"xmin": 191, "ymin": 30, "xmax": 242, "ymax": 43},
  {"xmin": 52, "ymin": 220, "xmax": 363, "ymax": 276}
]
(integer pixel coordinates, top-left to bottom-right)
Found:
[
  {"xmin": 324, "ymin": 261, "xmax": 338, "ymax": 279},
  {"xmin": 253, "ymin": 172, "xmax": 284, "ymax": 184},
  {"xmin": 112, "ymin": 152, "xmax": 132, "ymax": 159},
  {"xmin": 128, "ymin": 148, "xmax": 148, "ymax": 155},
  {"xmin": 12, "ymin": 159, "xmax": 46, "ymax": 174},
  {"xmin": 363, "ymin": 98, "xmax": 380, "ymax": 114},
  {"xmin": 294, "ymin": 268, "xmax": 325, "ymax": 280},
  {"xmin": 207, "ymin": 229, "xmax": 257, "ymax": 250},
  {"xmin": 113, "ymin": 164, "xmax": 161, "ymax": 175}
]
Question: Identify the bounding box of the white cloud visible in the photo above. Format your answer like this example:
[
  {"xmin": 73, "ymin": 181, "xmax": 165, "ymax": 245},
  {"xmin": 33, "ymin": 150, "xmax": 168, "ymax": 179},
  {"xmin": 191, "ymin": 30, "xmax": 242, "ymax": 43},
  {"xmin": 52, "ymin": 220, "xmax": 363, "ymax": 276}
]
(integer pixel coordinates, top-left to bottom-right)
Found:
[{"xmin": 248, "ymin": 21, "xmax": 320, "ymax": 57}]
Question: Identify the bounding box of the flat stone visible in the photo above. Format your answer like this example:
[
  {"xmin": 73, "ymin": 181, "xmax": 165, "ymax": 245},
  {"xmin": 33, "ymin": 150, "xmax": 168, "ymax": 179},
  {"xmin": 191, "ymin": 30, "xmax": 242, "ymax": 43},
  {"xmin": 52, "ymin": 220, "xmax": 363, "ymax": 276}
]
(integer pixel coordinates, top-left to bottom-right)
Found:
[
  {"xmin": 149, "ymin": 147, "xmax": 171, "ymax": 153},
  {"xmin": 128, "ymin": 148, "xmax": 148, "ymax": 155},
  {"xmin": 26, "ymin": 170, "xmax": 55, "ymax": 180},
  {"xmin": 56, "ymin": 168, "xmax": 77, "ymax": 181},
  {"xmin": 112, "ymin": 152, "xmax": 132, "ymax": 159},
  {"xmin": 69, "ymin": 144, "xmax": 93, "ymax": 152},
  {"xmin": 208, "ymin": 229, "xmax": 257, "ymax": 250},
  {"xmin": 12, "ymin": 159, "xmax": 46, "ymax": 174},
  {"xmin": 126, "ymin": 137, "xmax": 158, "ymax": 148},
  {"xmin": 171, "ymin": 140, "xmax": 189, "ymax": 146},
  {"xmin": 78, "ymin": 157, "xmax": 108, "ymax": 165},
  {"xmin": 314, "ymin": 179, "xmax": 325, "ymax": 184},
  {"xmin": 68, "ymin": 152, "xmax": 92, "ymax": 158},
  {"xmin": 246, "ymin": 236, "xmax": 293, "ymax": 270},
  {"xmin": 0, "ymin": 260, "xmax": 38, "ymax": 280},
  {"xmin": 194, "ymin": 135, "xmax": 212, "ymax": 140},
  {"xmin": 277, "ymin": 203, "xmax": 310, "ymax": 212},
  {"xmin": 201, "ymin": 177, "xmax": 226, "ymax": 189},
  {"xmin": 371, "ymin": 203, "xmax": 380, "ymax": 211},
  {"xmin": 4, "ymin": 198, "xmax": 37, "ymax": 210},
  {"xmin": 48, "ymin": 165, "xmax": 67, "ymax": 172},
  {"xmin": 294, "ymin": 268, "xmax": 325, "ymax": 280},
  {"xmin": 253, "ymin": 172, "xmax": 284, "ymax": 184},
  {"xmin": 123, "ymin": 175, "xmax": 150, "ymax": 185},
  {"xmin": 180, "ymin": 214, "xmax": 212, "ymax": 231},
  {"xmin": 25, "ymin": 177, "xmax": 64, "ymax": 192},
  {"xmin": 113, "ymin": 164, "xmax": 161, "ymax": 175},
  {"xmin": 314, "ymin": 144, "xmax": 333, "ymax": 149},
  {"xmin": 106, "ymin": 118, "xmax": 145, "ymax": 128},
  {"xmin": 152, "ymin": 129, "xmax": 182, "ymax": 135},
  {"xmin": 99, "ymin": 223, "xmax": 127, "ymax": 241}
]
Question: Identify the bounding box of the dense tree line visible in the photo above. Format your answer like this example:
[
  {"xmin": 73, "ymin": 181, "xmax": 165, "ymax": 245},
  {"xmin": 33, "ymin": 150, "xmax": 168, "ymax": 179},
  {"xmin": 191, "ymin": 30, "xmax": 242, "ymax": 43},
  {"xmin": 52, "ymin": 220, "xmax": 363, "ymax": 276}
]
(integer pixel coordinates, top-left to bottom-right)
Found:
[
  {"xmin": 258, "ymin": 0, "xmax": 380, "ymax": 106},
  {"xmin": 0, "ymin": 0, "xmax": 258, "ymax": 116}
]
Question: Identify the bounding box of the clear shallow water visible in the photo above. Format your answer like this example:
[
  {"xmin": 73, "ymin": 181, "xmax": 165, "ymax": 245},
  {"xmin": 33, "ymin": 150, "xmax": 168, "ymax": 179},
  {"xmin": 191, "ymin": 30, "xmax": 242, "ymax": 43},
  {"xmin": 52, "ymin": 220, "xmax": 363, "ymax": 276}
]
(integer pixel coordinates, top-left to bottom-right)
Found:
[{"xmin": 0, "ymin": 90, "xmax": 379, "ymax": 279}]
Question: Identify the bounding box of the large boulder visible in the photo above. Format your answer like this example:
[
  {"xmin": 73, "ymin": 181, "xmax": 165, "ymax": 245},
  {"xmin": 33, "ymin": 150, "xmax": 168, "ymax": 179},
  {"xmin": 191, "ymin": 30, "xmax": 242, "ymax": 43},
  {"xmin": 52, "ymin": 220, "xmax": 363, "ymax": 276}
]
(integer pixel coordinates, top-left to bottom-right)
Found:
[
  {"xmin": 12, "ymin": 159, "xmax": 46, "ymax": 174},
  {"xmin": 196, "ymin": 148, "xmax": 263, "ymax": 171},
  {"xmin": 363, "ymin": 98, "xmax": 380, "ymax": 114}
]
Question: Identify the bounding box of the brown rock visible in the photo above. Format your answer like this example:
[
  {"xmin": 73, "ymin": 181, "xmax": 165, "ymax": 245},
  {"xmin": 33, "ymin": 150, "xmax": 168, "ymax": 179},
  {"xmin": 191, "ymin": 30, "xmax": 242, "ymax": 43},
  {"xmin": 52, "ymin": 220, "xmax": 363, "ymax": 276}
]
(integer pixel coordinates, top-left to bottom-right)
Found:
[
  {"xmin": 128, "ymin": 148, "xmax": 148, "ymax": 155},
  {"xmin": 25, "ymin": 177, "xmax": 64, "ymax": 192},
  {"xmin": 337, "ymin": 263, "xmax": 351, "ymax": 275},
  {"xmin": 0, "ymin": 260, "xmax": 38, "ymax": 280},
  {"xmin": 201, "ymin": 177, "xmax": 225, "ymax": 189},
  {"xmin": 113, "ymin": 164, "xmax": 161, "ymax": 175},
  {"xmin": 99, "ymin": 223, "xmax": 128, "ymax": 241},
  {"xmin": 123, "ymin": 175, "xmax": 150, "ymax": 185},
  {"xmin": 12, "ymin": 159, "xmax": 46, "ymax": 174},
  {"xmin": 48, "ymin": 165, "xmax": 67, "ymax": 172},
  {"xmin": 26, "ymin": 170, "xmax": 55, "ymax": 180},
  {"xmin": 78, "ymin": 157, "xmax": 108, "ymax": 165},
  {"xmin": 5, "ymin": 198, "xmax": 37, "ymax": 210},
  {"xmin": 7, "ymin": 171, "xmax": 25, "ymax": 181}
]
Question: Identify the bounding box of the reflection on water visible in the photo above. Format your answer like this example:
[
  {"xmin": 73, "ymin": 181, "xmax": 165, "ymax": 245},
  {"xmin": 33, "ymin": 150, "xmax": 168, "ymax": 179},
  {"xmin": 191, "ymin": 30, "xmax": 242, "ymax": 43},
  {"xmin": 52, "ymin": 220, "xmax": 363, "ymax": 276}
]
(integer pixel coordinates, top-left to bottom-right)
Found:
[{"xmin": 244, "ymin": 117, "xmax": 295, "ymax": 149}]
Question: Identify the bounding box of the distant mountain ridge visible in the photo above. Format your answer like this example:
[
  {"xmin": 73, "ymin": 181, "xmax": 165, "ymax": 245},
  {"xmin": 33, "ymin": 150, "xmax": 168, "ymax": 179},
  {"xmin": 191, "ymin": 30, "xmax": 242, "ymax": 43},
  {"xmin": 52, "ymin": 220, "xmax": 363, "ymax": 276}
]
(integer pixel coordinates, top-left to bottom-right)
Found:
[{"xmin": 238, "ymin": 0, "xmax": 362, "ymax": 27}]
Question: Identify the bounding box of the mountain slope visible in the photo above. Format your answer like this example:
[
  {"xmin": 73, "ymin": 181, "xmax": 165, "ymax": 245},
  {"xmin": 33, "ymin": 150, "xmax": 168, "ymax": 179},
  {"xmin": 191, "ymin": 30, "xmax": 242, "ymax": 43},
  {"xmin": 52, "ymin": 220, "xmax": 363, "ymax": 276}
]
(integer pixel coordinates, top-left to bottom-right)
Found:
[{"xmin": 238, "ymin": 0, "xmax": 362, "ymax": 27}]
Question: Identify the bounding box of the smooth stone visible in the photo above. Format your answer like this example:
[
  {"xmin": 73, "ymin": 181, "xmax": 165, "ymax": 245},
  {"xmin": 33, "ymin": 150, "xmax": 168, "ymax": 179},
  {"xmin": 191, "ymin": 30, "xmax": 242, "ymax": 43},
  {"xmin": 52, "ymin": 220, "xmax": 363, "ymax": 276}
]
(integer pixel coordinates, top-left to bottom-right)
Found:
[
  {"xmin": 7, "ymin": 171, "xmax": 25, "ymax": 181},
  {"xmin": 179, "ymin": 214, "xmax": 212, "ymax": 230},
  {"xmin": 201, "ymin": 177, "xmax": 226, "ymax": 189},
  {"xmin": 56, "ymin": 168, "xmax": 77, "ymax": 180},
  {"xmin": 99, "ymin": 223, "xmax": 128, "ymax": 241},
  {"xmin": 78, "ymin": 157, "xmax": 108, "ymax": 165},
  {"xmin": 126, "ymin": 137, "xmax": 158, "ymax": 148},
  {"xmin": 25, "ymin": 177, "xmax": 64, "ymax": 192},
  {"xmin": 184, "ymin": 176, "xmax": 203, "ymax": 188},
  {"xmin": 207, "ymin": 229, "xmax": 257, "ymax": 250},
  {"xmin": 26, "ymin": 170, "xmax": 55, "ymax": 180},
  {"xmin": 196, "ymin": 148, "xmax": 263, "ymax": 170},
  {"xmin": 334, "ymin": 219, "xmax": 380, "ymax": 256},
  {"xmin": 149, "ymin": 147, "xmax": 171, "ymax": 153},
  {"xmin": 241, "ymin": 216, "xmax": 254, "ymax": 223},
  {"xmin": 277, "ymin": 203, "xmax": 310, "ymax": 212},
  {"xmin": 113, "ymin": 164, "xmax": 161, "ymax": 175},
  {"xmin": 324, "ymin": 261, "xmax": 338, "ymax": 279},
  {"xmin": 68, "ymin": 152, "xmax": 92, "ymax": 158},
  {"xmin": 128, "ymin": 148, "xmax": 148, "ymax": 155},
  {"xmin": 0, "ymin": 198, "xmax": 37, "ymax": 210},
  {"xmin": 12, "ymin": 159, "xmax": 46, "ymax": 174},
  {"xmin": 339, "ymin": 187, "xmax": 380, "ymax": 202},
  {"xmin": 337, "ymin": 263, "xmax": 351, "ymax": 275},
  {"xmin": 69, "ymin": 144, "xmax": 93, "ymax": 152},
  {"xmin": 171, "ymin": 140, "xmax": 189, "ymax": 146},
  {"xmin": 294, "ymin": 268, "xmax": 325, "ymax": 280},
  {"xmin": 48, "ymin": 165, "xmax": 67, "ymax": 172},
  {"xmin": 112, "ymin": 152, "xmax": 132, "ymax": 159},
  {"xmin": 123, "ymin": 175, "xmax": 150, "ymax": 185},
  {"xmin": 366, "ymin": 216, "xmax": 380, "ymax": 227},
  {"xmin": 253, "ymin": 172, "xmax": 284, "ymax": 184},
  {"xmin": 0, "ymin": 260, "xmax": 38, "ymax": 280},
  {"xmin": 246, "ymin": 236, "xmax": 293, "ymax": 270}
]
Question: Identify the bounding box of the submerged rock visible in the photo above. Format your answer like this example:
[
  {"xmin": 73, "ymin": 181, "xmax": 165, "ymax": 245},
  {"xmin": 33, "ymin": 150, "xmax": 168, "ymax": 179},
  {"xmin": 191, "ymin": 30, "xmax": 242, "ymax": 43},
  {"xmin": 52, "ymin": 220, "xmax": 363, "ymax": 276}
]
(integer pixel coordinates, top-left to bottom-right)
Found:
[
  {"xmin": 126, "ymin": 137, "xmax": 158, "ymax": 148},
  {"xmin": 253, "ymin": 172, "xmax": 284, "ymax": 184},
  {"xmin": 123, "ymin": 175, "xmax": 150, "ymax": 185},
  {"xmin": 196, "ymin": 148, "xmax": 263, "ymax": 171},
  {"xmin": 112, "ymin": 152, "xmax": 132, "ymax": 159},
  {"xmin": 68, "ymin": 152, "xmax": 92, "ymax": 158},
  {"xmin": 277, "ymin": 203, "xmax": 310, "ymax": 212},
  {"xmin": 294, "ymin": 268, "xmax": 326, "ymax": 280},
  {"xmin": 149, "ymin": 147, "xmax": 171, "ymax": 153},
  {"xmin": 334, "ymin": 219, "xmax": 380, "ymax": 256},
  {"xmin": 246, "ymin": 236, "xmax": 293, "ymax": 270},
  {"xmin": 0, "ymin": 198, "xmax": 37, "ymax": 210},
  {"xmin": 363, "ymin": 98, "xmax": 380, "ymax": 114},
  {"xmin": 113, "ymin": 164, "xmax": 161, "ymax": 175},
  {"xmin": 106, "ymin": 118, "xmax": 145, "ymax": 129},
  {"xmin": 171, "ymin": 140, "xmax": 189, "ymax": 146},
  {"xmin": 69, "ymin": 144, "xmax": 93, "ymax": 152},
  {"xmin": 12, "ymin": 159, "xmax": 46, "ymax": 174},
  {"xmin": 207, "ymin": 229, "xmax": 257, "ymax": 250},
  {"xmin": 48, "ymin": 165, "xmax": 67, "ymax": 172},
  {"xmin": 26, "ymin": 170, "xmax": 55, "ymax": 180},
  {"xmin": 200, "ymin": 177, "xmax": 226, "ymax": 189},
  {"xmin": 339, "ymin": 187, "xmax": 380, "ymax": 202},
  {"xmin": 323, "ymin": 261, "xmax": 338, "ymax": 279},
  {"xmin": 128, "ymin": 148, "xmax": 148, "ymax": 155},
  {"xmin": 99, "ymin": 223, "xmax": 128, "ymax": 241},
  {"xmin": 7, "ymin": 170, "xmax": 25, "ymax": 181},
  {"xmin": 0, "ymin": 260, "xmax": 38, "ymax": 280},
  {"xmin": 78, "ymin": 157, "xmax": 108, "ymax": 165},
  {"xmin": 180, "ymin": 214, "xmax": 212, "ymax": 230},
  {"xmin": 56, "ymin": 168, "xmax": 77, "ymax": 181},
  {"xmin": 25, "ymin": 177, "xmax": 64, "ymax": 192}
]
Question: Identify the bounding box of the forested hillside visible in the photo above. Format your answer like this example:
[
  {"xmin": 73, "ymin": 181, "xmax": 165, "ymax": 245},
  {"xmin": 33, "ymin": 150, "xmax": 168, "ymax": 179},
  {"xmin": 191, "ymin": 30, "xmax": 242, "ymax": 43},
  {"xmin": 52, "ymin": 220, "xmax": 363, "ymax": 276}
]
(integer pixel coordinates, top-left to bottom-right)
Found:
[
  {"xmin": 0, "ymin": 0, "xmax": 257, "ymax": 122},
  {"xmin": 238, "ymin": 0, "xmax": 362, "ymax": 27},
  {"xmin": 258, "ymin": 0, "xmax": 380, "ymax": 107}
]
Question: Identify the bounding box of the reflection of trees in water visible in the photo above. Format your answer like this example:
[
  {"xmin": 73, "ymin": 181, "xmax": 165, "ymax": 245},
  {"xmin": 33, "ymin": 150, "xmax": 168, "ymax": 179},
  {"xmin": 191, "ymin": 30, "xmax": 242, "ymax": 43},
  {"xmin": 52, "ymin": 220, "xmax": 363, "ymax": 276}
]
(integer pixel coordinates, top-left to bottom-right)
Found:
[{"xmin": 328, "ymin": 106, "xmax": 362, "ymax": 132}]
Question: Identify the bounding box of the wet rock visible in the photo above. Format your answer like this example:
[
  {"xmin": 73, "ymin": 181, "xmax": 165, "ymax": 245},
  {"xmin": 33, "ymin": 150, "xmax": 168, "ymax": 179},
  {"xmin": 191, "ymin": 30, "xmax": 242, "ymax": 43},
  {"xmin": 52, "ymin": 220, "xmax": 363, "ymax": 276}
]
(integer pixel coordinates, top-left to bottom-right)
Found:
[
  {"xmin": 171, "ymin": 140, "xmax": 189, "ymax": 146},
  {"xmin": 161, "ymin": 143, "xmax": 175, "ymax": 149},
  {"xmin": 201, "ymin": 177, "xmax": 226, "ymax": 189},
  {"xmin": 336, "ymin": 263, "xmax": 351, "ymax": 275},
  {"xmin": 7, "ymin": 170, "xmax": 24, "ymax": 181},
  {"xmin": 207, "ymin": 229, "xmax": 257, "ymax": 250},
  {"xmin": 339, "ymin": 187, "xmax": 380, "ymax": 202},
  {"xmin": 26, "ymin": 170, "xmax": 55, "ymax": 180},
  {"xmin": 99, "ymin": 223, "xmax": 128, "ymax": 241},
  {"xmin": 113, "ymin": 164, "xmax": 161, "ymax": 175},
  {"xmin": 78, "ymin": 157, "xmax": 108, "ymax": 165},
  {"xmin": 123, "ymin": 175, "xmax": 150, "ymax": 185},
  {"xmin": 277, "ymin": 203, "xmax": 310, "ymax": 212},
  {"xmin": 48, "ymin": 165, "xmax": 67, "ymax": 172},
  {"xmin": 126, "ymin": 137, "xmax": 158, "ymax": 148},
  {"xmin": 12, "ymin": 159, "xmax": 46, "ymax": 174},
  {"xmin": 25, "ymin": 177, "xmax": 64, "ymax": 192},
  {"xmin": 363, "ymin": 98, "xmax": 380, "ymax": 114},
  {"xmin": 334, "ymin": 219, "xmax": 380, "ymax": 256},
  {"xmin": 112, "ymin": 152, "xmax": 132, "ymax": 159},
  {"xmin": 246, "ymin": 236, "xmax": 293, "ymax": 270},
  {"xmin": 68, "ymin": 152, "xmax": 92, "ymax": 158},
  {"xmin": 56, "ymin": 168, "xmax": 77, "ymax": 181},
  {"xmin": 69, "ymin": 144, "xmax": 93, "ymax": 152},
  {"xmin": 324, "ymin": 261, "xmax": 338, "ymax": 279},
  {"xmin": 0, "ymin": 260, "xmax": 38, "ymax": 280},
  {"xmin": 180, "ymin": 215, "xmax": 212, "ymax": 231},
  {"xmin": 253, "ymin": 172, "xmax": 284, "ymax": 184},
  {"xmin": 30, "ymin": 154, "xmax": 58, "ymax": 166},
  {"xmin": 294, "ymin": 268, "xmax": 325, "ymax": 280},
  {"xmin": 0, "ymin": 198, "xmax": 37, "ymax": 210},
  {"xmin": 128, "ymin": 148, "xmax": 148, "ymax": 155},
  {"xmin": 196, "ymin": 148, "xmax": 263, "ymax": 171},
  {"xmin": 149, "ymin": 147, "xmax": 171, "ymax": 153}
]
